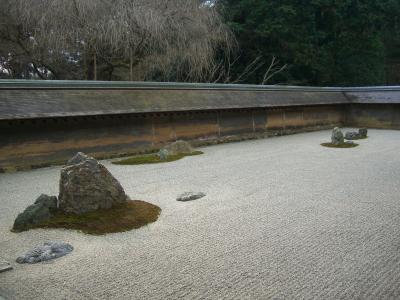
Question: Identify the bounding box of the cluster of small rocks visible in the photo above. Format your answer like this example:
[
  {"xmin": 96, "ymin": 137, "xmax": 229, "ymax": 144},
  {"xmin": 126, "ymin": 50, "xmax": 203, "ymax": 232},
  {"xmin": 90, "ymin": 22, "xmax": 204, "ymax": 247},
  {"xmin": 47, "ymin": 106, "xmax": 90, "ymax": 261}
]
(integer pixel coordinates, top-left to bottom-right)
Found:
[
  {"xmin": 330, "ymin": 127, "xmax": 368, "ymax": 146},
  {"xmin": 16, "ymin": 241, "xmax": 73, "ymax": 264},
  {"xmin": 13, "ymin": 152, "xmax": 129, "ymax": 231},
  {"xmin": 12, "ymin": 153, "xmax": 131, "ymax": 264}
]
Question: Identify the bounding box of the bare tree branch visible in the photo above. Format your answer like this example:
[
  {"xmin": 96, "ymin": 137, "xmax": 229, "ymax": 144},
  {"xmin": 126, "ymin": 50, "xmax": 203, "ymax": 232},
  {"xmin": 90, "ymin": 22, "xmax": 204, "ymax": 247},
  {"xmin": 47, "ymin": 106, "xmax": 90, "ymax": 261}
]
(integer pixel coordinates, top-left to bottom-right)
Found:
[
  {"xmin": 261, "ymin": 56, "xmax": 287, "ymax": 85},
  {"xmin": 0, "ymin": 0, "xmax": 233, "ymax": 81}
]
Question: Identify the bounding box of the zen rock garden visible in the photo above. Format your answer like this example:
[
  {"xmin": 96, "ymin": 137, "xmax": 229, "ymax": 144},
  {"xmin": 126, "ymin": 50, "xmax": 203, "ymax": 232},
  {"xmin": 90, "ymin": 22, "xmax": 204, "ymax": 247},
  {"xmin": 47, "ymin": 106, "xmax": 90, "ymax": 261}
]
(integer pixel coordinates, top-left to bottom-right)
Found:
[
  {"xmin": 11, "ymin": 141, "xmax": 206, "ymax": 265},
  {"xmin": 321, "ymin": 127, "xmax": 368, "ymax": 148},
  {"xmin": 4, "ymin": 127, "xmax": 400, "ymax": 300}
]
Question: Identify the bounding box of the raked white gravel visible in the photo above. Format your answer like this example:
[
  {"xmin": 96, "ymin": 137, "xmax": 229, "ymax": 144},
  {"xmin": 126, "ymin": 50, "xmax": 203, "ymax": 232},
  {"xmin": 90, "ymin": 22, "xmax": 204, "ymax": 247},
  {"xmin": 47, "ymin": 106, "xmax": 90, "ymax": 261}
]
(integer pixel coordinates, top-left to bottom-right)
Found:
[{"xmin": 1, "ymin": 129, "xmax": 400, "ymax": 299}]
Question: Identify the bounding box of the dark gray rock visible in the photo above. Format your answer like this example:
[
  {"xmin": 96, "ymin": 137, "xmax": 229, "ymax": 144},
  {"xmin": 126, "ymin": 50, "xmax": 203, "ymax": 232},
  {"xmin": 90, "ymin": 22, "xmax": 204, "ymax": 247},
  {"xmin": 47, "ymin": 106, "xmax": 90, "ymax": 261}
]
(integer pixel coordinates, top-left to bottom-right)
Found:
[
  {"xmin": 12, "ymin": 194, "xmax": 58, "ymax": 232},
  {"xmin": 158, "ymin": 149, "xmax": 169, "ymax": 160},
  {"xmin": 345, "ymin": 131, "xmax": 360, "ymax": 140},
  {"xmin": 16, "ymin": 241, "xmax": 73, "ymax": 264},
  {"xmin": 163, "ymin": 140, "xmax": 194, "ymax": 155},
  {"xmin": 34, "ymin": 193, "xmax": 58, "ymax": 210},
  {"xmin": 331, "ymin": 127, "xmax": 344, "ymax": 145},
  {"xmin": 177, "ymin": 192, "xmax": 206, "ymax": 202},
  {"xmin": 345, "ymin": 128, "xmax": 368, "ymax": 140},
  {"xmin": 359, "ymin": 128, "xmax": 368, "ymax": 138},
  {"xmin": 59, "ymin": 153, "xmax": 128, "ymax": 214}
]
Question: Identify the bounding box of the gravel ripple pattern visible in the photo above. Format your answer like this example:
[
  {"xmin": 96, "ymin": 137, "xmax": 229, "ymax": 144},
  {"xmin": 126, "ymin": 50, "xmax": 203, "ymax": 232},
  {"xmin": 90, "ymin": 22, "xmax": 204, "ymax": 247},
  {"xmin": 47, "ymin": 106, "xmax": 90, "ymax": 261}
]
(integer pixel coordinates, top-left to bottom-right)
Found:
[{"xmin": 1, "ymin": 129, "xmax": 400, "ymax": 299}]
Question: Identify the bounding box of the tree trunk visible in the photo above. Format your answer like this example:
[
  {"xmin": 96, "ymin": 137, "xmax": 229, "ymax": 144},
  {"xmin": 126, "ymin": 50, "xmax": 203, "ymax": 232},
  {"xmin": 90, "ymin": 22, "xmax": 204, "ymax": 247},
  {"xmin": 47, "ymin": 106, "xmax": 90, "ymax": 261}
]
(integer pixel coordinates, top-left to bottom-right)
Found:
[
  {"xmin": 129, "ymin": 49, "xmax": 133, "ymax": 81},
  {"xmin": 83, "ymin": 53, "xmax": 88, "ymax": 80},
  {"xmin": 93, "ymin": 52, "xmax": 97, "ymax": 80}
]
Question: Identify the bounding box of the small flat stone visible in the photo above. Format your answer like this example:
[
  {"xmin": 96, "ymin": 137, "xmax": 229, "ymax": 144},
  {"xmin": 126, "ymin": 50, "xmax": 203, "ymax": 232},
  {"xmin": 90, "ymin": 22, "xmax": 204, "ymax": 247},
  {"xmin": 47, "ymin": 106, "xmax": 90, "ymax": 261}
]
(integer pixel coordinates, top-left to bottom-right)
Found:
[
  {"xmin": 16, "ymin": 241, "xmax": 73, "ymax": 264},
  {"xmin": 0, "ymin": 258, "xmax": 12, "ymax": 273},
  {"xmin": 177, "ymin": 192, "xmax": 206, "ymax": 202}
]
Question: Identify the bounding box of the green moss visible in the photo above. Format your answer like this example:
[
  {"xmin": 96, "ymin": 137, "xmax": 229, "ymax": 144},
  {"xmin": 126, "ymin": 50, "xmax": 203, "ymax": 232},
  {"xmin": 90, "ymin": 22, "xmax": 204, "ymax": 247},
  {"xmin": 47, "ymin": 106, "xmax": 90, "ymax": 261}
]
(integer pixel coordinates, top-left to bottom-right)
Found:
[
  {"xmin": 23, "ymin": 200, "xmax": 161, "ymax": 235},
  {"xmin": 321, "ymin": 142, "xmax": 359, "ymax": 148},
  {"xmin": 112, "ymin": 151, "xmax": 203, "ymax": 165}
]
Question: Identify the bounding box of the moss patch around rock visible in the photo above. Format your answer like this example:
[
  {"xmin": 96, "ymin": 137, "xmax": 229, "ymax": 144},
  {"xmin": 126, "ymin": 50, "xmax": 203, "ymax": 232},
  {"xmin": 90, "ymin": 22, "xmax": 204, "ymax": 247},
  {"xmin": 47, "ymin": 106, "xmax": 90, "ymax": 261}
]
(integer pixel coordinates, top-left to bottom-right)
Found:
[
  {"xmin": 321, "ymin": 142, "xmax": 359, "ymax": 148},
  {"xmin": 19, "ymin": 200, "xmax": 161, "ymax": 235},
  {"xmin": 112, "ymin": 151, "xmax": 203, "ymax": 165}
]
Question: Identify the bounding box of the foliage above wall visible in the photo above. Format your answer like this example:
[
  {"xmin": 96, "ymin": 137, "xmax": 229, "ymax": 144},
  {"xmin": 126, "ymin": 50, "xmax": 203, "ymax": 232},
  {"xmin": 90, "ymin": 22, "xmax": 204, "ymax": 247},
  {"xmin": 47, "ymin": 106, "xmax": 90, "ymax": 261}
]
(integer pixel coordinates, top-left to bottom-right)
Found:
[{"xmin": 219, "ymin": 0, "xmax": 400, "ymax": 86}]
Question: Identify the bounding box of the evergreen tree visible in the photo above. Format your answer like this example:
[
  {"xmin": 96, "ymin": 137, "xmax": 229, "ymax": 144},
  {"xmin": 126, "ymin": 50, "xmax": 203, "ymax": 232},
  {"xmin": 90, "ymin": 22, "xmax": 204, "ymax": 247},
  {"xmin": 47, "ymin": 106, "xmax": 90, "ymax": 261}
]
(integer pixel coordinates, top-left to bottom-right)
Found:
[{"xmin": 220, "ymin": 0, "xmax": 399, "ymax": 86}]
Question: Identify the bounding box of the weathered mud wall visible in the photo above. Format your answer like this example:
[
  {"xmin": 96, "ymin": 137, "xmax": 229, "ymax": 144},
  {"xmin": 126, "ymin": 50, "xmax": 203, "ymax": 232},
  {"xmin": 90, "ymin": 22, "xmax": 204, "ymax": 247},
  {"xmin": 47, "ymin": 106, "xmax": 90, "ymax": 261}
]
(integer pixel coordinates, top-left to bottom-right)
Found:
[
  {"xmin": 0, "ymin": 105, "xmax": 345, "ymax": 172},
  {"xmin": 346, "ymin": 104, "xmax": 400, "ymax": 129},
  {"xmin": 0, "ymin": 80, "xmax": 399, "ymax": 172}
]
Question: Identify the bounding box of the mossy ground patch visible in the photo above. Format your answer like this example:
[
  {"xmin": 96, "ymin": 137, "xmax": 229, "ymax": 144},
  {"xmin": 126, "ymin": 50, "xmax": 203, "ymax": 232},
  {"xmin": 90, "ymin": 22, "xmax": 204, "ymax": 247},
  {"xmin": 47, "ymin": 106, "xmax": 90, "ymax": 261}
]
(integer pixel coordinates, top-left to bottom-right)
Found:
[
  {"xmin": 321, "ymin": 142, "xmax": 359, "ymax": 148},
  {"xmin": 23, "ymin": 200, "xmax": 161, "ymax": 235},
  {"xmin": 112, "ymin": 151, "xmax": 203, "ymax": 165}
]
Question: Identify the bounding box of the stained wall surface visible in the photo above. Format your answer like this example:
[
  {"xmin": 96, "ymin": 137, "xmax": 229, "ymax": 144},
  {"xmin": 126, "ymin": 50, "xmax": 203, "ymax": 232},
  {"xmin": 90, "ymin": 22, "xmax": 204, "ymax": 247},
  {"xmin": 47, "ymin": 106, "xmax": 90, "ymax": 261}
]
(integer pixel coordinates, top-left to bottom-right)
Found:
[{"xmin": 0, "ymin": 81, "xmax": 399, "ymax": 171}]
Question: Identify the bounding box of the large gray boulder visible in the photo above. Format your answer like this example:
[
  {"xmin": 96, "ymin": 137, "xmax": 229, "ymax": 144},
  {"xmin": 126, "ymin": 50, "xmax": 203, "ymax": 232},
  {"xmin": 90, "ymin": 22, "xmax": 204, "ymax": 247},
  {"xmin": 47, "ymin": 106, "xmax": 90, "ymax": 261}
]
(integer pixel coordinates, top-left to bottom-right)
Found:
[
  {"xmin": 331, "ymin": 127, "xmax": 344, "ymax": 145},
  {"xmin": 58, "ymin": 152, "xmax": 128, "ymax": 214},
  {"xmin": 163, "ymin": 140, "xmax": 194, "ymax": 155},
  {"xmin": 13, "ymin": 194, "xmax": 58, "ymax": 231},
  {"xmin": 16, "ymin": 241, "xmax": 73, "ymax": 264}
]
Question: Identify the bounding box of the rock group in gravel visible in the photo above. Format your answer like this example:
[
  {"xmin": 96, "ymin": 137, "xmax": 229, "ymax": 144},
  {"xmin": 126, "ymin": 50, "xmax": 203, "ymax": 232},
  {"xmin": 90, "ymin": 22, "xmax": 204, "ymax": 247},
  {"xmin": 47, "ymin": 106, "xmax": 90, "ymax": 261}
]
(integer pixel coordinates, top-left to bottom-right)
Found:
[
  {"xmin": 16, "ymin": 241, "xmax": 73, "ymax": 264},
  {"xmin": 177, "ymin": 192, "xmax": 206, "ymax": 202},
  {"xmin": 13, "ymin": 152, "xmax": 129, "ymax": 231}
]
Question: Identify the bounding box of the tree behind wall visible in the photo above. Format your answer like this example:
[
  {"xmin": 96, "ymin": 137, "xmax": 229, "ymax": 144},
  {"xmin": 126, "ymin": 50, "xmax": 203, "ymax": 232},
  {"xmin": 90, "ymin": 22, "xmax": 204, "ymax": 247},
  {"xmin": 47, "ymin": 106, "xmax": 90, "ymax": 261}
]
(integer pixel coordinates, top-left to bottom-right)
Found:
[
  {"xmin": 220, "ymin": 0, "xmax": 398, "ymax": 86},
  {"xmin": 0, "ymin": 0, "xmax": 231, "ymax": 81}
]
